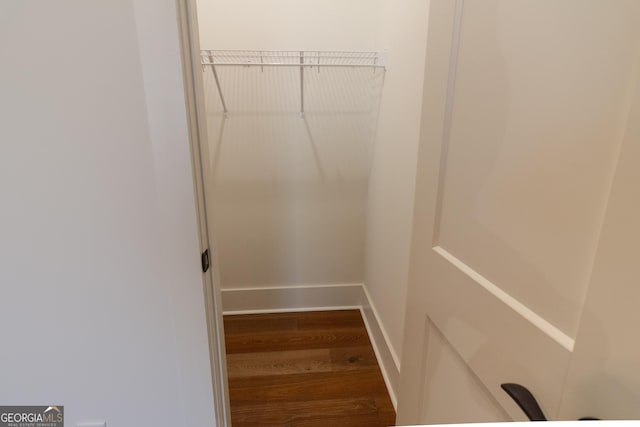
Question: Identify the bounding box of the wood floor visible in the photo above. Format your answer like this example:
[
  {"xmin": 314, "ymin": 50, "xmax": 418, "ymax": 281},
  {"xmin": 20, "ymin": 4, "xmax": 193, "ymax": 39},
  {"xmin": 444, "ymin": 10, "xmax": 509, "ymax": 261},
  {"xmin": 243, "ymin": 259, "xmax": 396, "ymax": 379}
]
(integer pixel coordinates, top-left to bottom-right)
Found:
[{"xmin": 224, "ymin": 310, "xmax": 396, "ymax": 427}]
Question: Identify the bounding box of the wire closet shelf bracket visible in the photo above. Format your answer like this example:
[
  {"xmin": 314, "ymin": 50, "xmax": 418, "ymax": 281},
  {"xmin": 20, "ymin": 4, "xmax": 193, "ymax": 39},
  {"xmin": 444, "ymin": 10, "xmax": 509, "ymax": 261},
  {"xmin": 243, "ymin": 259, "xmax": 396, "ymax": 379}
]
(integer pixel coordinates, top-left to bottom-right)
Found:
[{"xmin": 201, "ymin": 50, "xmax": 387, "ymax": 116}]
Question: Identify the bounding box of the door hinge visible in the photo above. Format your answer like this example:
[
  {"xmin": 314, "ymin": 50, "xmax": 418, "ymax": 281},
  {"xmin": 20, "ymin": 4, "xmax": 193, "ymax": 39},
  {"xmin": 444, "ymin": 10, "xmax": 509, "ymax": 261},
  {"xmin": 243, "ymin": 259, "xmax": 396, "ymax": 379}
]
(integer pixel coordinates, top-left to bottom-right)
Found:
[{"xmin": 201, "ymin": 249, "xmax": 210, "ymax": 273}]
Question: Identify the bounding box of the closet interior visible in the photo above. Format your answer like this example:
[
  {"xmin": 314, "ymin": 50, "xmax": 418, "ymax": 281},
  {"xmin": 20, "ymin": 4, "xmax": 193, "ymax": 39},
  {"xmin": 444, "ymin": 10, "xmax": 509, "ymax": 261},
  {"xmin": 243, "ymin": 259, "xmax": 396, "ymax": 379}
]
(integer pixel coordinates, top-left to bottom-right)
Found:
[
  {"xmin": 201, "ymin": 49, "xmax": 385, "ymax": 290},
  {"xmin": 195, "ymin": 0, "xmax": 431, "ymax": 423}
]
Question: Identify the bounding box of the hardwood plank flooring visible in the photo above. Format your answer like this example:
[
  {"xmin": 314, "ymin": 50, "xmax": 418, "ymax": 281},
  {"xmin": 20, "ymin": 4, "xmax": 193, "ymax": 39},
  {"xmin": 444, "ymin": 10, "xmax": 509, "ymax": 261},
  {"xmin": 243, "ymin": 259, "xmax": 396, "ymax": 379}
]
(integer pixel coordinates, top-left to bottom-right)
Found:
[{"xmin": 224, "ymin": 310, "xmax": 396, "ymax": 426}]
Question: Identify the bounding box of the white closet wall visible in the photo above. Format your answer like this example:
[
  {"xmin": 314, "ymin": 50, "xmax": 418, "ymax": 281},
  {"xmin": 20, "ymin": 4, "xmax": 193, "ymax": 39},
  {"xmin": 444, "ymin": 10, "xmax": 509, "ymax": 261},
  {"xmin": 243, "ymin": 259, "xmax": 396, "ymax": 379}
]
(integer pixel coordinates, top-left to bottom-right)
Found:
[
  {"xmin": 366, "ymin": 0, "xmax": 431, "ymax": 369},
  {"xmin": 197, "ymin": 0, "xmax": 383, "ymax": 291},
  {"xmin": 196, "ymin": 1, "xmax": 431, "ymax": 400},
  {"xmin": 197, "ymin": 0, "xmax": 379, "ymax": 51}
]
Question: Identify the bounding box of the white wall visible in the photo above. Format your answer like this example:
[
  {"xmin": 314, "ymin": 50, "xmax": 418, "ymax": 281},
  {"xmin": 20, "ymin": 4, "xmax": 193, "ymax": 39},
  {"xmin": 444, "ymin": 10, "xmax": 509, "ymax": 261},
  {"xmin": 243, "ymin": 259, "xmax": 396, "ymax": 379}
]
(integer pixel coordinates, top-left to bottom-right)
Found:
[
  {"xmin": 197, "ymin": 1, "xmax": 431, "ymax": 400},
  {"xmin": 197, "ymin": 0, "xmax": 430, "ymax": 384},
  {"xmin": 197, "ymin": 0, "xmax": 379, "ymax": 51},
  {"xmin": 560, "ymin": 56, "xmax": 640, "ymax": 420},
  {"xmin": 0, "ymin": 1, "xmax": 215, "ymax": 426},
  {"xmin": 197, "ymin": 0, "xmax": 383, "ymax": 289},
  {"xmin": 364, "ymin": 0, "xmax": 430, "ymax": 368}
]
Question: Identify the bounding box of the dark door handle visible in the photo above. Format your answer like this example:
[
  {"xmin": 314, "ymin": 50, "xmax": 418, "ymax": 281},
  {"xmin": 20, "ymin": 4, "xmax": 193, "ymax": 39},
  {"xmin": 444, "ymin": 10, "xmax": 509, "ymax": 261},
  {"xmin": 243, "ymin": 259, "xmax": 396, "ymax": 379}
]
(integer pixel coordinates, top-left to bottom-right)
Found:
[
  {"xmin": 201, "ymin": 249, "xmax": 210, "ymax": 273},
  {"xmin": 501, "ymin": 383, "xmax": 600, "ymax": 421},
  {"xmin": 501, "ymin": 383, "xmax": 547, "ymax": 421}
]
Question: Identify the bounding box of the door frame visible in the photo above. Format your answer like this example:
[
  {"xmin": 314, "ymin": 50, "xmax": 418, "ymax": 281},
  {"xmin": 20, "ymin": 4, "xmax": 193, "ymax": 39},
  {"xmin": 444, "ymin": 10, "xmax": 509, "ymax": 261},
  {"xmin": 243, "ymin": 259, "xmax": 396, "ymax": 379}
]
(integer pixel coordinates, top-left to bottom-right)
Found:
[{"xmin": 175, "ymin": 0, "xmax": 231, "ymax": 425}]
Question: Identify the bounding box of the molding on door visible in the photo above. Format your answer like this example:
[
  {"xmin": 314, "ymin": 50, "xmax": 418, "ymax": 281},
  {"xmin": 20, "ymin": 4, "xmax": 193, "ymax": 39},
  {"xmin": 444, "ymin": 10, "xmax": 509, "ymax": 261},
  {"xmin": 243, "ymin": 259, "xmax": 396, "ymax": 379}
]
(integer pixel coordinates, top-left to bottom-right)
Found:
[
  {"xmin": 432, "ymin": 0, "xmax": 465, "ymax": 245},
  {"xmin": 221, "ymin": 282, "xmax": 400, "ymax": 409},
  {"xmin": 433, "ymin": 246, "xmax": 575, "ymax": 351}
]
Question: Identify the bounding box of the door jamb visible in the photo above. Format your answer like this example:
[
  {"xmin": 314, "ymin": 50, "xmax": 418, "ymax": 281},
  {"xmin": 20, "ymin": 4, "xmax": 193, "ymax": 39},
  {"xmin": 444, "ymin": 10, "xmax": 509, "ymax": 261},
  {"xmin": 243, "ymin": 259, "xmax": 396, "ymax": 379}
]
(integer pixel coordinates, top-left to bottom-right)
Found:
[{"xmin": 175, "ymin": 0, "xmax": 231, "ymax": 425}]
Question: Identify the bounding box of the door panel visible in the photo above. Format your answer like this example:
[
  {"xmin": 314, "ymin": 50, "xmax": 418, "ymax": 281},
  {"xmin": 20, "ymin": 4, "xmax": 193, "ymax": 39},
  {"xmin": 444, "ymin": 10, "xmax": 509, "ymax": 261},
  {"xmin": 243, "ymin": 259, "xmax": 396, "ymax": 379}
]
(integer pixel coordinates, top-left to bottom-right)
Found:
[
  {"xmin": 424, "ymin": 247, "xmax": 571, "ymax": 420},
  {"xmin": 421, "ymin": 320, "xmax": 511, "ymax": 424},
  {"xmin": 438, "ymin": 0, "xmax": 639, "ymax": 339},
  {"xmin": 398, "ymin": 0, "xmax": 640, "ymax": 424}
]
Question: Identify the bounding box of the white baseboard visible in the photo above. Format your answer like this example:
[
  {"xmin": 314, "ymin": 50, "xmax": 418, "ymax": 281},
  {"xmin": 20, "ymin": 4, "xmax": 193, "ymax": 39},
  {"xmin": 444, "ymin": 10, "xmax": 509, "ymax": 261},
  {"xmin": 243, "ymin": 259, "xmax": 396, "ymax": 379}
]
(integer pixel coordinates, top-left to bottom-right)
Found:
[
  {"xmin": 220, "ymin": 283, "xmax": 400, "ymax": 409},
  {"xmin": 359, "ymin": 286, "xmax": 400, "ymax": 409},
  {"xmin": 221, "ymin": 283, "xmax": 363, "ymax": 314}
]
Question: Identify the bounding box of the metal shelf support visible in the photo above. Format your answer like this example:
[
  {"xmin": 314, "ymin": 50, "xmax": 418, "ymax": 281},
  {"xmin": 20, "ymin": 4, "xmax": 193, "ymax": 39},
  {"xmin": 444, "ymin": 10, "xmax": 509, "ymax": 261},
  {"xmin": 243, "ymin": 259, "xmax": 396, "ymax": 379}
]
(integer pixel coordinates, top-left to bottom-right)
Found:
[
  {"xmin": 299, "ymin": 51, "xmax": 305, "ymax": 116},
  {"xmin": 208, "ymin": 52, "xmax": 228, "ymax": 115}
]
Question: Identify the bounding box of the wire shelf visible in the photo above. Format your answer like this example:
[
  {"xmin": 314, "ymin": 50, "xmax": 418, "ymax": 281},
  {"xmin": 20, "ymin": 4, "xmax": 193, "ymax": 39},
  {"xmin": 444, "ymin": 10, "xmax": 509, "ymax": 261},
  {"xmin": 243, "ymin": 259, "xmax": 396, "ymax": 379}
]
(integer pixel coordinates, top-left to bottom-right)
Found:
[
  {"xmin": 201, "ymin": 50, "xmax": 387, "ymax": 68},
  {"xmin": 201, "ymin": 50, "xmax": 386, "ymax": 115}
]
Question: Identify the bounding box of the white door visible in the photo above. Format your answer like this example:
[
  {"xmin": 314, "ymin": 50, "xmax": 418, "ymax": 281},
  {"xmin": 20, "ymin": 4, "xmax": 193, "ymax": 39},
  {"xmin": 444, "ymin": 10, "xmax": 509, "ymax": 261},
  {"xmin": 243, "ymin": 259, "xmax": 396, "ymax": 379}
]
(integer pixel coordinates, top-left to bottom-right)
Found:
[{"xmin": 397, "ymin": 0, "xmax": 640, "ymax": 424}]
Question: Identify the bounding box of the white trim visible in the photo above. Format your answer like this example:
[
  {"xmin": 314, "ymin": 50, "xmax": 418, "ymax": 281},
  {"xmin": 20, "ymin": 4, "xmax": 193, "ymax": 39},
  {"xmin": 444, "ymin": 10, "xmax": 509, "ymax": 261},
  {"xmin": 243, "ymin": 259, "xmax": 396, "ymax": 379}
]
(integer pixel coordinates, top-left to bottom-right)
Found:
[
  {"xmin": 223, "ymin": 282, "xmax": 364, "ymax": 292},
  {"xmin": 359, "ymin": 287, "xmax": 400, "ymax": 409},
  {"xmin": 220, "ymin": 283, "xmax": 400, "ymax": 410},
  {"xmin": 434, "ymin": 246, "xmax": 575, "ymax": 352},
  {"xmin": 224, "ymin": 306, "xmax": 362, "ymax": 316},
  {"xmin": 361, "ymin": 286, "xmax": 402, "ymax": 371},
  {"xmin": 175, "ymin": 0, "xmax": 231, "ymax": 425},
  {"xmin": 221, "ymin": 283, "xmax": 364, "ymax": 313}
]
